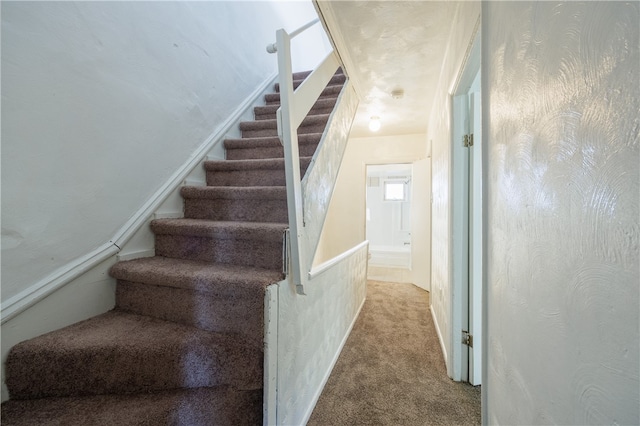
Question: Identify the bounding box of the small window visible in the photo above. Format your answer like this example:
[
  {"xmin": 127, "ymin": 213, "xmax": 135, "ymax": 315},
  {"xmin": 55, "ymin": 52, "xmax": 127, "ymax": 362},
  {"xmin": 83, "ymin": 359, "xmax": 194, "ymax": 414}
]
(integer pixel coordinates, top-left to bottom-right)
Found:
[{"xmin": 384, "ymin": 181, "xmax": 406, "ymax": 201}]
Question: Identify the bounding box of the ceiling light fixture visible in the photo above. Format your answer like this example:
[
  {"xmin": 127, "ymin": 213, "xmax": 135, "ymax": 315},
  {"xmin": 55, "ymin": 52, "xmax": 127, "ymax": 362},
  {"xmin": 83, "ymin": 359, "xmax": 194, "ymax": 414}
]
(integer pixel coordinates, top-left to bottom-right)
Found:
[
  {"xmin": 391, "ymin": 89, "xmax": 404, "ymax": 99},
  {"xmin": 369, "ymin": 116, "xmax": 381, "ymax": 132}
]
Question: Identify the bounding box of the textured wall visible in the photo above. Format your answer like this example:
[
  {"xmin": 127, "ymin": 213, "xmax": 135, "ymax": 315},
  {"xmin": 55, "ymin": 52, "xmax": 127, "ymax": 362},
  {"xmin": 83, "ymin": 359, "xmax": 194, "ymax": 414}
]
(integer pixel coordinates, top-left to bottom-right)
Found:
[
  {"xmin": 484, "ymin": 2, "xmax": 639, "ymax": 424},
  {"xmin": 427, "ymin": 2, "xmax": 481, "ymax": 374},
  {"xmin": 1, "ymin": 1, "xmax": 325, "ymax": 303},
  {"xmin": 302, "ymin": 83, "xmax": 359, "ymax": 268},
  {"xmin": 277, "ymin": 244, "xmax": 368, "ymax": 425}
]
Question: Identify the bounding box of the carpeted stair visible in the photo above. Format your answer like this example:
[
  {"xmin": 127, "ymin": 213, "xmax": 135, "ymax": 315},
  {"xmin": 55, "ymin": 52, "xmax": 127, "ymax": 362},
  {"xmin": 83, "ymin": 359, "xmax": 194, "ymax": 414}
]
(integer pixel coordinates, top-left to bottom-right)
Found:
[{"xmin": 1, "ymin": 69, "xmax": 345, "ymax": 425}]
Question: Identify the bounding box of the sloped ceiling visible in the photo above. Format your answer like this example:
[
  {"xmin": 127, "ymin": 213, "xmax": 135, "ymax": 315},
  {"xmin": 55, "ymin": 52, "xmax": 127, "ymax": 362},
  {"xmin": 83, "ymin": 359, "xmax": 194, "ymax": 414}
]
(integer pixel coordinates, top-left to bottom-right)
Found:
[{"xmin": 316, "ymin": 1, "xmax": 459, "ymax": 138}]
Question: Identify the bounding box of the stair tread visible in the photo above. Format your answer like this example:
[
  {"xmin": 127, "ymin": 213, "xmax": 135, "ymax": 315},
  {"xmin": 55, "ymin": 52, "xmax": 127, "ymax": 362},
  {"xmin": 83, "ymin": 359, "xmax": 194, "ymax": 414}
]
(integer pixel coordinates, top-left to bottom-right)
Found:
[
  {"xmin": 151, "ymin": 218, "xmax": 287, "ymax": 240},
  {"xmin": 204, "ymin": 156, "xmax": 312, "ymax": 171},
  {"xmin": 239, "ymin": 113, "xmax": 329, "ymax": 130},
  {"xmin": 254, "ymin": 96, "xmax": 338, "ymax": 115},
  {"xmin": 5, "ymin": 311, "xmax": 262, "ymax": 399},
  {"xmin": 111, "ymin": 256, "xmax": 283, "ymax": 295},
  {"xmin": 224, "ymin": 133, "xmax": 322, "ymax": 149},
  {"xmin": 1, "ymin": 386, "xmax": 262, "ymax": 426}
]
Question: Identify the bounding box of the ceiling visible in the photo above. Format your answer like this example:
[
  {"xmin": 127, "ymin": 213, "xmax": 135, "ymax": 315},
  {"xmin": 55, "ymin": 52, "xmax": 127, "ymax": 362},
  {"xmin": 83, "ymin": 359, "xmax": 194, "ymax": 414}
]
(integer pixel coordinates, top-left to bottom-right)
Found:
[{"xmin": 316, "ymin": 1, "xmax": 459, "ymax": 138}]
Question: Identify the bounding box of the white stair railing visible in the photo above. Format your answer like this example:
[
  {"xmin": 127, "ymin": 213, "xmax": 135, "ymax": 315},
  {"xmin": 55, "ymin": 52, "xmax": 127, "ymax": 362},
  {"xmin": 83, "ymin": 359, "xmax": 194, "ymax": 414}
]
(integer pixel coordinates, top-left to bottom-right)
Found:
[{"xmin": 267, "ymin": 19, "xmax": 340, "ymax": 295}]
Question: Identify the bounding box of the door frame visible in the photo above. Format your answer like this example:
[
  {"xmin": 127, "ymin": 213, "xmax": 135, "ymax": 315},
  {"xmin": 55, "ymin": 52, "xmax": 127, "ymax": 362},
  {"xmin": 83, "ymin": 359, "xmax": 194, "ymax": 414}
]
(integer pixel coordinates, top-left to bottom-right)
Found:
[{"xmin": 450, "ymin": 28, "xmax": 481, "ymax": 384}]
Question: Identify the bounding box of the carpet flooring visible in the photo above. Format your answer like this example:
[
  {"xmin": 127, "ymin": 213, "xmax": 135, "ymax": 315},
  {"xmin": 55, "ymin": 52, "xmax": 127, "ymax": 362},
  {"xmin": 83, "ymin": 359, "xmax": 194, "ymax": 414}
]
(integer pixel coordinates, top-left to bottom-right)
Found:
[{"xmin": 308, "ymin": 280, "xmax": 481, "ymax": 426}]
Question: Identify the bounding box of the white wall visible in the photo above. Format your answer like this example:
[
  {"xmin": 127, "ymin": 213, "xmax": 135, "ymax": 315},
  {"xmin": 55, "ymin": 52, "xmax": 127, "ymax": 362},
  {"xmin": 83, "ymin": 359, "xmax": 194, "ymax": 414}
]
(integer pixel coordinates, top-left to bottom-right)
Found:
[
  {"xmin": 274, "ymin": 2, "xmax": 332, "ymax": 73},
  {"xmin": 0, "ymin": 1, "xmax": 326, "ymax": 305},
  {"xmin": 483, "ymin": 2, "xmax": 639, "ymax": 424},
  {"xmin": 277, "ymin": 243, "xmax": 368, "ymax": 425},
  {"xmin": 427, "ymin": 3, "xmax": 481, "ymax": 374},
  {"xmin": 314, "ymin": 133, "xmax": 431, "ymax": 291}
]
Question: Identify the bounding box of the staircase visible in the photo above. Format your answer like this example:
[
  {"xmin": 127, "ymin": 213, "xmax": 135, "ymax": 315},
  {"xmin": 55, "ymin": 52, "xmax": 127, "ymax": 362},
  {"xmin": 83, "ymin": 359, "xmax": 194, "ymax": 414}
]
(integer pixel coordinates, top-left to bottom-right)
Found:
[{"xmin": 1, "ymin": 69, "xmax": 346, "ymax": 426}]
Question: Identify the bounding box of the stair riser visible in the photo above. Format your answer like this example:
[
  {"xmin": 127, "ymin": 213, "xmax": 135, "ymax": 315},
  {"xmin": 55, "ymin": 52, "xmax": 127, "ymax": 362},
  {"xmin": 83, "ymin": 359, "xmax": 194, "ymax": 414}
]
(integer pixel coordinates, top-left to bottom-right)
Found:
[
  {"xmin": 241, "ymin": 122, "xmax": 327, "ymax": 138},
  {"xmin": 116, "ymin": 281, "xmax": 264, "ymax": 347},
  {"xmin": 5, "ymin": 336, "xmax": 262, "ymax": 399},
  {"xmin": 155, "ymin": 235, "xmax": 282, "ymax": 271},
  {"xmin": 1, "ymin": 388, "xmax": 263, "ymax": 426},
  {"xmin": 206, "ymin": 163, "xmax": 310, "ymax": 187},
  {"xmin": 226, "ymin": 143, "xmax": 318, "ymax": 160},
  {"xmin": 184, "ymin": 198, "xmax": 288, "ymax": 223}
]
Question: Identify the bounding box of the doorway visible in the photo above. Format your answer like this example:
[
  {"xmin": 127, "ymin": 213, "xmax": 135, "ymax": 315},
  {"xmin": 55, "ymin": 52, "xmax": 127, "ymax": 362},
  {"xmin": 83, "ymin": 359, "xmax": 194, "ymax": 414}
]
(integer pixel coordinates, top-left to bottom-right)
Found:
[
  {"xmin": 451, "ymin": 31, "xmax": 482, "ymax": 386},
  {"xmin": 366, "ymin": 164, "xmax": 413, "ymax": 283}
]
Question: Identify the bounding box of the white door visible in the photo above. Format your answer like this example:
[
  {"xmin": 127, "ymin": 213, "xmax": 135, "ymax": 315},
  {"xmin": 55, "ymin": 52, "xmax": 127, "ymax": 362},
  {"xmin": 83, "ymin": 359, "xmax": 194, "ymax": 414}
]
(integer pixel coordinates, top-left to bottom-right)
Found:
[
  {"xmin": 450, "ymin": 31, "xmax": 481, "ymax": 386},
  {"xmin": 468, "ymin": 86, "xmax": 482, "ymax": 386}
]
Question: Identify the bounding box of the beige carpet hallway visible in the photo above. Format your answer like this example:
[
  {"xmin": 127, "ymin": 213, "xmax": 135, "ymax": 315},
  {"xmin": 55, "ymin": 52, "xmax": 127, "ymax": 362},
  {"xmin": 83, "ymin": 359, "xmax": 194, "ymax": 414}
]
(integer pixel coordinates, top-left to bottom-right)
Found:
[{"xmin": 308, "ymin": 280, "xmax": 481, "ymax": 425}]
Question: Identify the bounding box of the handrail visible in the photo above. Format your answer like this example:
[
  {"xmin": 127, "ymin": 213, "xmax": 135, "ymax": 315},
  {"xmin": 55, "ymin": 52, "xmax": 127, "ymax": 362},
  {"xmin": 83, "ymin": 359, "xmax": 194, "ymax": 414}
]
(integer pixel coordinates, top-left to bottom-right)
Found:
[
  {"xmin": 267, "ymin": 18, "xmax": 339, "ymax": 295},
  {"xmin": 290, "ymin": 18, "xmax": 320, "ymax": 39},
  {"xmin": 308, "ymin": 241, "xmax": 369, "ymax": 279},
  {"xmin": 266, "ymin": 19, "xmax": 320, "ymax": 53}
]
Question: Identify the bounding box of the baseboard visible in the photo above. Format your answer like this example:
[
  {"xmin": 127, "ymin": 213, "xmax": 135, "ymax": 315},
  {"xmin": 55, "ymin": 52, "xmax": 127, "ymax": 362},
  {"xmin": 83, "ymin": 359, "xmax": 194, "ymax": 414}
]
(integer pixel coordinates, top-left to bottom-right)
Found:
[
  {"xmin": 431, "ymin": 303, "xmax": 449, "ymax": 372},
  {"xmin": 0, "ymin": 72, "xmax": 278, "ymax": 325},
  {"xmin": 116, "ymin": 249, "xmax": 155, "ymax": 262},
  {"xmin": 300, "ymin": 293, "xmax": 366, "ymax": 425},
  {"xmin": 153, "ymin": 212, "xmax": 184, "ymax": 220}
]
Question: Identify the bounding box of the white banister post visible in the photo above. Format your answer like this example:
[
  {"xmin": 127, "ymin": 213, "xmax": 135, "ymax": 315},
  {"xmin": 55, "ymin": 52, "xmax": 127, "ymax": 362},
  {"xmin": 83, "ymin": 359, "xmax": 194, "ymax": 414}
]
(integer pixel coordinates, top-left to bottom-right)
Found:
[{"xmin": 275, "ymin": 29, "xmax": 307, "ymax": 295}]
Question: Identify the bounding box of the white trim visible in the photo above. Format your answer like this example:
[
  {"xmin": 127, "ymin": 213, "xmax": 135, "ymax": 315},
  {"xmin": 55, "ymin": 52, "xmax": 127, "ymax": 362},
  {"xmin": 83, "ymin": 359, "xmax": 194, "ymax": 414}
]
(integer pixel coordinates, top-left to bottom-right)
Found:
[
  {"xmin": 313, "ymin": 1, "xmax": 364, "ymax": 101},
  {"xmin": 1, "ymin": 243, "xmax": 118, "ymax": 323},
  {"xmin": 153, "ymin": 212, "xmax": 183, "ymax": 220},
  {"xmin": 308, "ymin": 240, "xmax": 369, "ymax": 280},
  {"xmin": 182, "ymin": 178, "xmax": 206, "ymax": 187},
  {"xmin": 116, "ymin": 249, "xmax": 155, "ymax": 263},
  {"xmin": 481, "ymin": 12, "xmax": 489, "ymax": 424},
  {"xmin": 300, "ymin": 293, "xmax": 366, "ymax": 426},
  {"xmin": 449, "ymin": 23, "xmax": 482, "ymax": 383},
  {"xmin": 431, "ymin": 302, "xmax": 449, "ymax": 370},
  {"xmin": 263, "ymin": 284, "xmax": 279, "ymax": 426},
  {"xmin": 0, "ymin": 72, "xmax": 278, "ymax": 324},
  {"xmin": 451, "ymin": 17, "xmax": 481, "ymax": 96}
]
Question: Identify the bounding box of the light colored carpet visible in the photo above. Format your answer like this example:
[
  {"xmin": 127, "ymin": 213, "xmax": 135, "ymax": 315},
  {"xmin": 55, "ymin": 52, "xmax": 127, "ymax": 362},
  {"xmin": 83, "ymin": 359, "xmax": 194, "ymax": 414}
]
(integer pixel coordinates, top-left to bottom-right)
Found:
[{"xmin": 308, "ymin": 280, "xmax": 481, "ymax": 425}]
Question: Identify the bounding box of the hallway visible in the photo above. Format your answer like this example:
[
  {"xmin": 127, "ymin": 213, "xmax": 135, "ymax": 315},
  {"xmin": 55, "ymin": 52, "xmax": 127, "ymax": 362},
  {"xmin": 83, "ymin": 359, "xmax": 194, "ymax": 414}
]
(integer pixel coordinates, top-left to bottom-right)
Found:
[{"xmin": 308, "ymin": 280, "xmax": 480, "ymax": 425}]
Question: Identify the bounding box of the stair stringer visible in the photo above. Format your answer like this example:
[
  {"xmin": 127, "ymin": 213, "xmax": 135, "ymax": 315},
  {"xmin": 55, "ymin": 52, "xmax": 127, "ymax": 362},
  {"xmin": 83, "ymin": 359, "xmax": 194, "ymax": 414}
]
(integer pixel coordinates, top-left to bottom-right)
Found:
[{"xmin": 300, "ymin": 81, "xmax": 359, "ymax": 271}]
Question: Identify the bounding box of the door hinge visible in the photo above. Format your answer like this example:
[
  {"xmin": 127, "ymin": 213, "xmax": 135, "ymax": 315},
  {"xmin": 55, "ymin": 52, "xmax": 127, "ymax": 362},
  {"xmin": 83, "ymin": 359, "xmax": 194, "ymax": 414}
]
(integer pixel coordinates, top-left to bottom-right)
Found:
[
  {"xmin": 462, "ymin": 330, "xmax": 473, "ymax": 347},
  {"xmin": 463, "ymin": 134, "xmax": 474, "ymax": 147}
]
